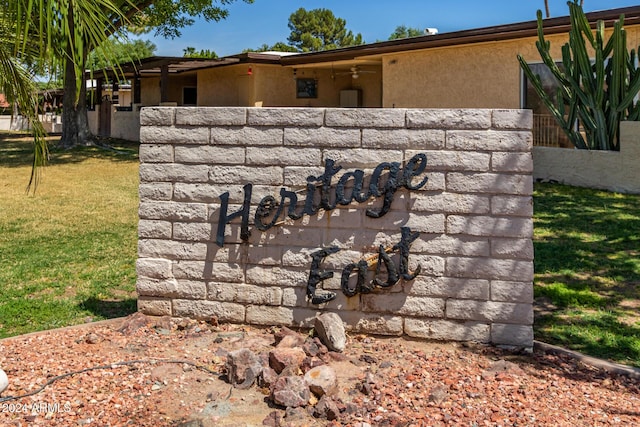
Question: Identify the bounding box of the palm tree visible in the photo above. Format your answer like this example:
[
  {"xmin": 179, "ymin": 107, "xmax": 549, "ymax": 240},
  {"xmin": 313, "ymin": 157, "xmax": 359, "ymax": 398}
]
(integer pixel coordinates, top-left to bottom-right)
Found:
[{"xmin": 1, "ymin": 0, "xmax": 127, "ymax": 190}]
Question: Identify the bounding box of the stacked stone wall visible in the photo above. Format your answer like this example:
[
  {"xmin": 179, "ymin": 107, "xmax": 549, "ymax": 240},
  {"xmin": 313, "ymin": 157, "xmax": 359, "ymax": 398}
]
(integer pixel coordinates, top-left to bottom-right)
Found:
[{"xmin": 137, "ymin": 107, "xmax": 534, "ymax": 347}]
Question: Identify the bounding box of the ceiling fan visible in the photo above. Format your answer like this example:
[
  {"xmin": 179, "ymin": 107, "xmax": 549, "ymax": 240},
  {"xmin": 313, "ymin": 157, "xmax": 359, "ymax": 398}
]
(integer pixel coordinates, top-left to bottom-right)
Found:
[{"xmin": 336, "ymin": 66, "xmax": 375, "ymax": 79}]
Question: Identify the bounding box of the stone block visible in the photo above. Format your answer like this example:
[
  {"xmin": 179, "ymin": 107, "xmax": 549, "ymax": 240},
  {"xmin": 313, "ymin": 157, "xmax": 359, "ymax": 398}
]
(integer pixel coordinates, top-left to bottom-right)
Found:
[
  {"xmin": 136, "ymin": 258, "xmax": 173, "ymax": 279},
  {"xmin": 407, "ymin": 109, "xmax": 491, "ymax": 130},
  {"xmin": 424, "ymin": 151, "xmax": 491, "ymax": 172},
  {"xmin": 446, "ymin": 257, "xmax": 534, "ymax": 281},
  {"xmin": 139, "ymin": 163, "xmax": 209, "ymax": 183},
  {"xmin": 446, "ymin": 215, "xmax": 533, "ymax": 238},
  {"xmin": 446, "ymin": 300, "xmax": 533, "ymax": 324},
  {"xmin": 491, "ymin": 238, "xmax": 534, "ymax": 260},
  {"xmin": 173, "ymin": 261, "xmax": 244, "ymax": 282},
  {"xmin": 138, "ymin": 220, "xmax": 172, "ymax": 239},
  {"xmin": 175, "ymin": 107, "xmax": 247, "ymax": 126},
  {"xmin": 173, "ymin": 299, "xmax": 245, "ymax": 322},
  {"xmin": 284, "ymin": 127, "xmax": 361, "ymax": 148},
  {"xmin": 325, "ymin": 108, "xmax": 406, "ymax": 128},
  {"xmin": 140, "ymin": 107, "xmax": 175, "ymax": 126},
  {"xmin": 363, "ymin": 129, "xmax": 445, "ymax": 149},
  {"xmin": 247, "ymin": 108, "xmax": 324, "ymax": 126},
  {"xmin": 234, "ymin": 284, "xmax": 283, "ymax": 305},
  {"xmin": 405, "ymin": 276, "xmax": 490, "ymax": 300},
  {"xmin": 137, "ymin": 296, "xmax": 172, "ymax": 316},
  {"xmin": 137, "ymin": 278, "xmax": 206, "ymax": 299},
  {"xmin": 138, "ymin": 239, "xmax": 208, "ymax": 260},
  {"xmin": 139, "ymin": 201, "xmax": 208, "ymax": 221},
  {"xmin": 404, "ymin": 318, "xmax": 490, "ymax": 342},
  {"xmin": 492, "ymin": 152, "xmax": 533, "ymax": 173},
  {"xmin": 139, "ymin": 183, "xmax": 173, "ymax": 201},
  {"xmin": 446, "ymin": 173, "xmax": 533, "ymax": 195},
  {"xmin": 139, "ymin": 144, "xmax": 174, "ymax": 163},
  {"xmin": 338, "ymin": 312, "xmax": 404, "ymax": 335},
  {"xmin": 491, "ymin": 323, "xmax": 534, "ymax": 347},
  {"xmin": 491, "ymin": 195, "xmax": 533, "ymax": 217},
  {"xmin": 175, "ymin": 146, "xmax": 245, "ymax": 164},
  {"xmin": 209, "ymin": 165, "xmax": 283, "ymax": 185},
  {"xmin": 492, "ymin": 110, "xmax": 533, "ymax": 130},
  {"xmin": 140, "ymin": 125, "xmax": 209, "ymax": 145},
  {"xmin": 491, "ymin": 281, "xmax": 533, "ymax": 303},
  {"xmin": 447, "ymin": 130, "xmax": 532, "ymax": 152},
  {"xmin": 361, "ymin": 294, "xmax": 445, "ymax": 317},
  {"xmin": 245, "ymin": 305, "xmax": 295, "ymax": 325}
]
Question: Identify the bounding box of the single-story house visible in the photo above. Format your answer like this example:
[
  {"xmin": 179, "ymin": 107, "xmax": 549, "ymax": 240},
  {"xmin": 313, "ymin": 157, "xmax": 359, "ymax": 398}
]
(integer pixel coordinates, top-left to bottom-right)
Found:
[{"xmin": 90, "ymin": 6, "xmax": 640, "ymax": 145}]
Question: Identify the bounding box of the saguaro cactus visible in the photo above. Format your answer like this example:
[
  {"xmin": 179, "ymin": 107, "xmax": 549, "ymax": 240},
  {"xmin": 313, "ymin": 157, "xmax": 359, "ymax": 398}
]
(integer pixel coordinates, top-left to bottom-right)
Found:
[{"xmin": 518, "ymin": 1, "xmax": 640, "ymax": 150}]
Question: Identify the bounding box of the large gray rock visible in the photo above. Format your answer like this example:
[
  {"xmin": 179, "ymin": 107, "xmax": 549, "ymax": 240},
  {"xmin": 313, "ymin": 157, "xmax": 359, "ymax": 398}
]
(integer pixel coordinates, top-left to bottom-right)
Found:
[{"xmin": 314, "ymin": 312, "xmax": 347, "ymax": 352}]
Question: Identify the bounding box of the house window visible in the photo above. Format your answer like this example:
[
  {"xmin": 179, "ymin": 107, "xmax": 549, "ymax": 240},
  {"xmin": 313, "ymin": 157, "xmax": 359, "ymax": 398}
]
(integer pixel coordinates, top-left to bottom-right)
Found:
[
  {"xmin": 183, "ymin": 87, "xmax": 197, "ymax": 106},
  {"xmin": 522, "ymin": 62, "xmax": 573, "ymax": 148},
  {"xmin": 296, "ymin": 78, "xmax": 317, "ymax": 98}
]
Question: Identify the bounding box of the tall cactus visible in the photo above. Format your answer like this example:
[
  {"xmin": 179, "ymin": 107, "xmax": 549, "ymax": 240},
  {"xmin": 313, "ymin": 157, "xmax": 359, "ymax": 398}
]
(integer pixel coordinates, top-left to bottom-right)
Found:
[{"xmin": 518, "ymin": 1, "xmax": 640, "ymax": 150}]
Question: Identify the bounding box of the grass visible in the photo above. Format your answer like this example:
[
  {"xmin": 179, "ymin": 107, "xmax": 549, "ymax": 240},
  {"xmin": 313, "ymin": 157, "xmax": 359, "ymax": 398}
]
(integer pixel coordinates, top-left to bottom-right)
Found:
[
  {"xmin": 0, "ymin": 132, "xmax": 139, "ymax": 338},
  {"xmin": 534, "ymin": 183, "xmax": 640, "ymax": 367},
  {"xmin": 1, "ymin": 132, "xmax": 639, "ymax": 368}
]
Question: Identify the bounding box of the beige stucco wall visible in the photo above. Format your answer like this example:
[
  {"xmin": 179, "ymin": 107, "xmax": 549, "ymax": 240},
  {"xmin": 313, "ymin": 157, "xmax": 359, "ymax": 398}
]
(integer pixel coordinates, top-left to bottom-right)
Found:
[
  {"xmin": 381, "ymin": 26, "xmax": 640, "ymax": 109},
  {"xmin": 141, "ymin": 78, "xmax": 161, "ymax": 106},
  {"xmin": 111, "ymin": 109, "xmax": 141, "ymax": 142},
  {"xmin": 533, "ymin": 121, "xmax": 640, "ymax": 194},
  {"xmin": 197, "ymin": 64, "xmax": 382, "ymax": 108},
  {"xmin": 140, "ymin": 74, "xmax": 197, "ymax": 106}
]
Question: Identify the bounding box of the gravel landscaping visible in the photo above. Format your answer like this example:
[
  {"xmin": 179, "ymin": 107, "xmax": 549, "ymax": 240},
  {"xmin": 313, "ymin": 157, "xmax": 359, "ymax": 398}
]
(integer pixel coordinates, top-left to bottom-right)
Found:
[{"xmin": 0, "ymin": 314, "xmax": 639, "ymax": 426}]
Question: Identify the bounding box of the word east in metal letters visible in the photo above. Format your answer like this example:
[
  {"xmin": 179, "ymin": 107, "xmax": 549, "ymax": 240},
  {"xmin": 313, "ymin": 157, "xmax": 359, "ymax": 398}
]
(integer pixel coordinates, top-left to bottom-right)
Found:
[{"xmin": 216, "ymin": 153, "xmax": 429, "ymax": 304}]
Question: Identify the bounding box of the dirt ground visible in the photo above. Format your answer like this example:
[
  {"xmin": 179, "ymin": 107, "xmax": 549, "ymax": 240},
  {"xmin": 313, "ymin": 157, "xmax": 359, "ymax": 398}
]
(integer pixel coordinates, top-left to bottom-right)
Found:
[{"xmin": 0, "ymin": 314, "xmax": 639, "ymax": 426}]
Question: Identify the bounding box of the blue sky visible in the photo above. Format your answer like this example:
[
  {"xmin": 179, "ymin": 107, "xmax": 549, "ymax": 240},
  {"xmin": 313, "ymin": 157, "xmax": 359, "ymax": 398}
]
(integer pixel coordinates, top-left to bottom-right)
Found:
[{"xmin": 144, "ymin": 1, "xmax": 640, "ymax": 57}]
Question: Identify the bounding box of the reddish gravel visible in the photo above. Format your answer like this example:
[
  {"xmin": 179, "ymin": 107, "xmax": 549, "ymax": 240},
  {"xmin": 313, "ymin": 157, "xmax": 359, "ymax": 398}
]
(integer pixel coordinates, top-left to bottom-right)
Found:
[{"xmin": 0, "ymin": 314, "xmax": 639, "ymax": 426}]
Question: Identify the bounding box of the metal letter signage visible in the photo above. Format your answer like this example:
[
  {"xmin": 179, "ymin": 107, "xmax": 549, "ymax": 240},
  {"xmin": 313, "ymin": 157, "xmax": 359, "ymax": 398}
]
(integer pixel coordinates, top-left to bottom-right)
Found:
[{"xmin": 215, "ymin": 153, "xmax": 429, "ymax": 304}]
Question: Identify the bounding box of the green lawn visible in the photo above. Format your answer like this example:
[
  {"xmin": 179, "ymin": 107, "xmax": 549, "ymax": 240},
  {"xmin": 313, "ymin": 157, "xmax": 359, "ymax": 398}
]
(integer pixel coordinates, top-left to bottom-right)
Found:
[
  {"xmin": 534, "ymin": 183, "xmax": 640, "ymax": 367},
  {"xmin": 0, "ymin": 133, "xmax": 139, "ymax": 337},
  {"xmin": 1, "ymin": 132, "xmax": 639, "ymax": 367}
]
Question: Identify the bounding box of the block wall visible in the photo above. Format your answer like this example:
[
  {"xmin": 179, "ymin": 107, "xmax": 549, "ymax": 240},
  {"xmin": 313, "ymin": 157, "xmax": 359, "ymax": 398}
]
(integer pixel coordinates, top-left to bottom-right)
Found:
[{"xmin": 137, "ymin": 107, "xmax": 534, "ymax": 348}]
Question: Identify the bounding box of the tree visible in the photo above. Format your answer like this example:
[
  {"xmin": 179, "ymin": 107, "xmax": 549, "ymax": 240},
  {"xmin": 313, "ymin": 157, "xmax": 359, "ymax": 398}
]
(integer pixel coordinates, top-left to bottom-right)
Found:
[
  {"xmin": 286, "ymin": 8, "xmax": 364, "ymax": 52},
  {"xmin": 388, "ymin": 25, "xmax": 423, "ymax": 40},
  {"xmin": 183, "ymin": 47, "xmax": 218, "ymax": 58},
  {"xmin": 2, "ymin": 0, "xmax": 128, "ymax": 189},
  {"xmin": 56, "ymin": 0, "xmax": 252, "ymax": 148},
  {"xmin": 88, "ymin": 38, "xmax": 157, "ymax": 71},
  {"xmin": 243, "ymin": 42, "xmax": 298, "ymax": 53}
]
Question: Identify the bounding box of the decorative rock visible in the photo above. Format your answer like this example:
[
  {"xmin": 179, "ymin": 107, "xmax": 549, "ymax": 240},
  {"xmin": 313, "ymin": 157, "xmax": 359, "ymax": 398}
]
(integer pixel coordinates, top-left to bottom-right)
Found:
[
  {"xmin": 276, "ymin": 334, "xmax": 305, "ymax": 349},
  {"xmin": 302, "ymin": 339, "xmax": 321, "ymax": 357},
  {"xmin": 0, "ymin": 368, "xmax": 8, "ymax": 395},
  {"xmin": 314, "ymin": 395, "xmax": 340, "ymax": 421},
  {"xmin": 304, "ymin": 365, "xmax": 338, "ymax": 397},
  {"xmin": 428, "ymin": 385, "xmax": 449, "ymax": 404},
  {"xmin": 262, "ymin": 411, "xmax": 283, "ymax": 426},
  {"xmin": 118, "ymin": 312, "xmax": 150, "ymax": 335},
  {"xmin": 314, "ymin": 313, "xmax": 346, "ymax": 352},
  {"xmin": 226, "ymin": 348, "xmax": 262, "ymax": 389},
  {"xmin": 271, "ymin": 376, "xmax": 310, "ymax": 408},
  {"xmin": 301, "ymin": 356, "xmax": 325, "ymax": 373},
  {"xmin": 85, "ymin": 333, "xmax": 101, "ymax": 344},
  {"xmin": 259, "ymin": 367, "xmax": 278, "ymax": 388},
  {"xmin": 273, "ymin": 326, "xmax": 301, "ymax": 345},
  {"xmin": 268, "ymin": 347, "xmax": 306, "ymax": 374}
]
